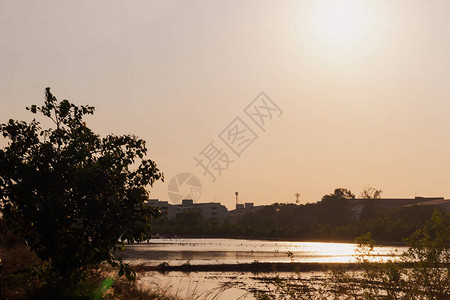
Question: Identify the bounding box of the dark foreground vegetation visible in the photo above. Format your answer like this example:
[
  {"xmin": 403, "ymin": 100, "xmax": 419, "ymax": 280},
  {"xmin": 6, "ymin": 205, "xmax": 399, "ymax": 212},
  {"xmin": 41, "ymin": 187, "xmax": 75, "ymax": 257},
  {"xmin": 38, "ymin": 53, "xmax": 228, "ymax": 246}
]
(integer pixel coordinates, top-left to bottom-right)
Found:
[
  {"xmin": 0, "ymin": 219, "xmax": 176, "ymax": 299},
  {"xmin": 151, "ymin": 188, "xmax": 445, "ymax": 244},
  {"xmin": 0, "ymin": 89, "xmax": 164, "ymax": 298}
]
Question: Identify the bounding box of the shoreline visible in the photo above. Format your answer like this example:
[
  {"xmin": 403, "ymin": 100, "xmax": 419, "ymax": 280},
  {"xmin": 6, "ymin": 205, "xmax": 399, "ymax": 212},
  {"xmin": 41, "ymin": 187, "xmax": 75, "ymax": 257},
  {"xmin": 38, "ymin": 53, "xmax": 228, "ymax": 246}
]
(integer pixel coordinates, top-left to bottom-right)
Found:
[
  {"xmin": 149, "ymin": 236, "xmax": 407, "ymax": 247},
  {"xmin": 133, "ymin": 261, "xmax": 414, "ymax": 273}
]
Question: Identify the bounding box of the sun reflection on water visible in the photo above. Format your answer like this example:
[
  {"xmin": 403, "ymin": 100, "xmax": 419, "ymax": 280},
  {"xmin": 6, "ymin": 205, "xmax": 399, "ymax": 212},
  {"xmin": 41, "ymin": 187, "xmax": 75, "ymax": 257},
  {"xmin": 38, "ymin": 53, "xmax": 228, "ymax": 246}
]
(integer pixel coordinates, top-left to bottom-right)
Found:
[{"xmin": 123, "ymin": 238, "xmax": 405, "ymax": 265}]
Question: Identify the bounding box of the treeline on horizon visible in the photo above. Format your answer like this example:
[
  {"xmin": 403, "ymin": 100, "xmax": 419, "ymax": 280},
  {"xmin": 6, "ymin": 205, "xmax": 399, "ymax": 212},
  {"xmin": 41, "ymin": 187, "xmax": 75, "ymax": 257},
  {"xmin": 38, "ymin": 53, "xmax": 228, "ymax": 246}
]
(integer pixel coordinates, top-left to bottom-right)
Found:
[{"xmin": 150, "ymin": 188, "xmax": 449, "ymax": 243}]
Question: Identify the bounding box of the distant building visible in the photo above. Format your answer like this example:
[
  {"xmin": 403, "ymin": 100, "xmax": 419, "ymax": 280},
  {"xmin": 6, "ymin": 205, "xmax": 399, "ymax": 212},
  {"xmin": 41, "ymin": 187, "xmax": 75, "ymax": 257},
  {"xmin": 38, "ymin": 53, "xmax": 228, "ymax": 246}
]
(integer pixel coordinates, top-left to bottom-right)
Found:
[
  {"xmin": 147, "ymin": 199, "xmax": 177, "ymax": 219},
  {"xmin": 147, "ymin": 199, "xmax": 228, "ymax": 222},
  {"xmin": 147, "ymin": 196, "xmax": 450, "ymax": 223},
  {"xmin": 227, "ymin": 202, "xmax": 264, "ymax": 222},
  {"xmin": 403, "ymin": 197, "xmax": 450, "ymax": 211},
  {"xmin": 348, "ymin": 197, "xmax": 450, "ymax": 218},
  {"xmin": 236, "ymin": 204, "xmax": 244, "ymax": 210}
]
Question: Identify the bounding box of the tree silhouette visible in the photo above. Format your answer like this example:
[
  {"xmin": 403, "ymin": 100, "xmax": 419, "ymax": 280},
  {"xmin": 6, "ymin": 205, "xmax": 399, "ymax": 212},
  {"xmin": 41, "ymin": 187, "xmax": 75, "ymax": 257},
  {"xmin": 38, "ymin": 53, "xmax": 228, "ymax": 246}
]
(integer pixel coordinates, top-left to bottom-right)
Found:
[
  {"xmin": 360, "ymin": 187, "xmax": 383, "ymax": 199},
  {"xmin": 0, "ymin": 88, "xmax": 163, "ymax": 281},
  {"xmin": 319, "ymin": 188, "xmax": 354, "ymax": 225}
]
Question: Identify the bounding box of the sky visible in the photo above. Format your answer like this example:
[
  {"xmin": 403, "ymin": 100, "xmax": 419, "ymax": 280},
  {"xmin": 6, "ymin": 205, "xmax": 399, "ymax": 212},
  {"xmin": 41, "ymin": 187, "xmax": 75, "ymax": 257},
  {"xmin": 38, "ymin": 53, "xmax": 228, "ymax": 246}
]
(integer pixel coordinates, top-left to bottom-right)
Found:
[{"xmin": 1, "ymin": 0, "xmax": 450, "ymax": 209}]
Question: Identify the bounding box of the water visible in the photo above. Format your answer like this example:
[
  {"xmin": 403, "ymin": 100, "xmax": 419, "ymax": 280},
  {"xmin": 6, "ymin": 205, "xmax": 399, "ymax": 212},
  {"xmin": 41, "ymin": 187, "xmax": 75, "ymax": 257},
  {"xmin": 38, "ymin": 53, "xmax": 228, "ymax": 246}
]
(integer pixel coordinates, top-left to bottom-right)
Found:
[
  {"xmin": 123, "ymin": 238, "xmax": 405, "ymax": 265},
  {"xmin": 122, "ymin": 238, "xmax": 407, "ymax": 299}
]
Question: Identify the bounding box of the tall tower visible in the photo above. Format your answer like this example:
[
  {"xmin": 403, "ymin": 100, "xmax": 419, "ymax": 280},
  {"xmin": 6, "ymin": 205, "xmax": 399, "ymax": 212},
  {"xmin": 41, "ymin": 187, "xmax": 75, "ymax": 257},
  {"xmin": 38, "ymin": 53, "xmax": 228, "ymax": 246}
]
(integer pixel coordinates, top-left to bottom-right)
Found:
[
  {"xmin": 235, "ymin": 192, "xmax": 239, "ymax": 209},
  {"xmin": 295, "ymin": 192, "xmax": 301, "ymax": 204}
]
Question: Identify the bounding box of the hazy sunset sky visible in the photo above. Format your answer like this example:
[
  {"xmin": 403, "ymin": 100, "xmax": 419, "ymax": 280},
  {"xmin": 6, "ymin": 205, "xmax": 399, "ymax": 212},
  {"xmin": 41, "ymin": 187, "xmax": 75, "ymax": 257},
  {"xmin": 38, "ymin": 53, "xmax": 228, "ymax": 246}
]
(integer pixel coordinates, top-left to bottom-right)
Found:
[{"xmin": 1, "ymin": 0, "xmax": 450, "ymax": 209}]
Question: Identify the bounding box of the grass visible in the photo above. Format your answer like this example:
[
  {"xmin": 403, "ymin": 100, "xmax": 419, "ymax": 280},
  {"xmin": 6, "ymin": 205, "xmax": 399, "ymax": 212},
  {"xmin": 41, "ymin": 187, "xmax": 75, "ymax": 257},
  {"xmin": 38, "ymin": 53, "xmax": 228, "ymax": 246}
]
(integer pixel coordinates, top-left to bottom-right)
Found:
[
  {"xmin": 0, "ymin": 224, "xmax": 178, "ymax": 300},
  {"xmin": 1, "ymin": 222, "xmax": 44, "ymax": 299}
]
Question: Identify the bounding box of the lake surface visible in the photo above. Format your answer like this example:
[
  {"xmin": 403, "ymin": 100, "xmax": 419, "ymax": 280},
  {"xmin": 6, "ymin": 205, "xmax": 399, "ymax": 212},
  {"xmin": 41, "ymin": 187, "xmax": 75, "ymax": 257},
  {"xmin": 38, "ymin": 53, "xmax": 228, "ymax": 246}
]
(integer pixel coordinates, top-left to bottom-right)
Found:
[
  {"xmin": 122, "ymin": 238, "xmax": 408, "ymax": 299},
  {"xmin": 122, "ymin": 238, "xmax": 406, "ymax": 265}
]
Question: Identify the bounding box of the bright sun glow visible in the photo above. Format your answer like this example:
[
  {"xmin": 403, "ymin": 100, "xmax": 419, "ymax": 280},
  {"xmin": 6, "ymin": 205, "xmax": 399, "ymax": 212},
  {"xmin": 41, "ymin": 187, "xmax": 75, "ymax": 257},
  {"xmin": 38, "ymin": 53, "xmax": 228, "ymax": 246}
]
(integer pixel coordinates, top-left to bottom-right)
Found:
[{"xmin": 310, "ymin": 0, "xmax": 373, "ymax": 49}]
